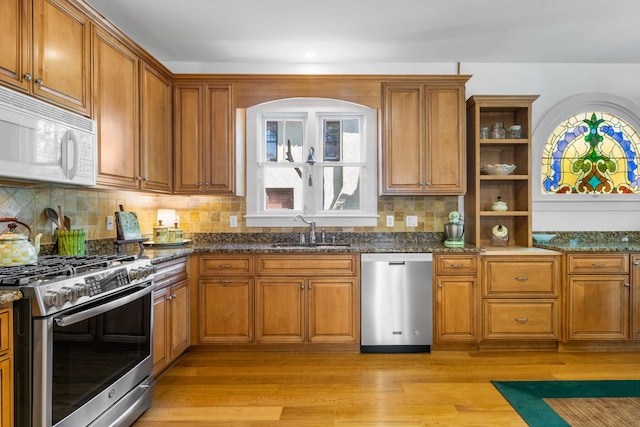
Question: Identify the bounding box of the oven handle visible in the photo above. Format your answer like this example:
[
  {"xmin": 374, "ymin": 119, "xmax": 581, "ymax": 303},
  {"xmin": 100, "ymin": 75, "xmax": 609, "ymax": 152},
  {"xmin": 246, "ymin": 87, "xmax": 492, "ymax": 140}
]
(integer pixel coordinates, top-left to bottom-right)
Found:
[{"xmin": 54, "ymin": 285, "xmax": 152, "ymax": 327}]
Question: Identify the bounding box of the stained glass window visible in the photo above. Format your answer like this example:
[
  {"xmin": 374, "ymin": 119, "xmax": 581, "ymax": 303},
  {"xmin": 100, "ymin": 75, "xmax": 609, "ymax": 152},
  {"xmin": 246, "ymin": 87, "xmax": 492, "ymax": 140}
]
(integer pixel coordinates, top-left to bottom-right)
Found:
[{"xmin": 541, "ymin": 112, "xmax": 640, "ymax": 194}]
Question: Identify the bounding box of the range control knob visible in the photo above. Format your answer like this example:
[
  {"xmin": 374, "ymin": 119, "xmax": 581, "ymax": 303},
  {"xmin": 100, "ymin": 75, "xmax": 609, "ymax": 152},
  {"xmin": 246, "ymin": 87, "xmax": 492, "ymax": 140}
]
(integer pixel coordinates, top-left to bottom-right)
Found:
[
  {"xmin": 73, "ymin": 283, "xmax": 91, "ymax": 297},
  {"xmin": 129, "ymin": 268, "xmax": 140, "ymax": 280},
  {"xmin": 60, "ymin": 286, "xmax": 78, "ymax": 302},
  {"xmin": 43, "ymin": 290, "xmax": 64, "ymax": 307}
]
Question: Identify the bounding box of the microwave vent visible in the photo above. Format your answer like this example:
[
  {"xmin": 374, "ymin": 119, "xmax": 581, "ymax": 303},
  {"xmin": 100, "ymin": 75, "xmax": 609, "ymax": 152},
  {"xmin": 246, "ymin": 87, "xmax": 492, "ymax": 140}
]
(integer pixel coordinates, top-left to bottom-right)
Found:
[{"xmin": 0, "ymin": 85, "xmax": 95, "ymax": 133}]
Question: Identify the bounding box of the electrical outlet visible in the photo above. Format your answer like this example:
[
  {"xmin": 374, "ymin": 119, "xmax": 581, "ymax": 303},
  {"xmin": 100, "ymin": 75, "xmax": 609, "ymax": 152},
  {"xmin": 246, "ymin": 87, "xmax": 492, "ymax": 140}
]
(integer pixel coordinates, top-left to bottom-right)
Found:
[
  {"xmin": 406, "ymin": 215, "xmax": 418, "ymax": 227},
  {"xmin": 106, "ymin": 215, "xmax": 114, "ymax": 231},
  {"xmin": 386, "ymin": 215, "xmax": 394, "ymax": 227},
  {"xmin": 230, "ymin": 216, "xmax": 238, "ymax": 227}
]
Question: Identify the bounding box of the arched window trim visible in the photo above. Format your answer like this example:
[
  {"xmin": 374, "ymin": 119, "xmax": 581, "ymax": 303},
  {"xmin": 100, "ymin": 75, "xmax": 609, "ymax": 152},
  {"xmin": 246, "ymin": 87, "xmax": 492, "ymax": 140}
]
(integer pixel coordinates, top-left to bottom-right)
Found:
[{"xmin": 533, "ymin": 92, "xmax": 640, "ymax": 204}]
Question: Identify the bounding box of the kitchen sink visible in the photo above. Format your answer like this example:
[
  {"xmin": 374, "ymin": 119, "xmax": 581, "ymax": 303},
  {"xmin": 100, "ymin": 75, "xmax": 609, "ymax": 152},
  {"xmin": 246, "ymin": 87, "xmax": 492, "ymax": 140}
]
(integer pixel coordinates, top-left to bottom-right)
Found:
[{"xmin": 270, "ymin": 242, "xmax": 351, "ymax": 249}]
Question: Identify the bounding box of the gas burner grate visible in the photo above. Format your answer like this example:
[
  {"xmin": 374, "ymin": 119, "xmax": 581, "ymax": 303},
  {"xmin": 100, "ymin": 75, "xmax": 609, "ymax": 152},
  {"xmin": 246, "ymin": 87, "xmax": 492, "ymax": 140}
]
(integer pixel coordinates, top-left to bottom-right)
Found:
[{"xmin": 0, "ymin": 254, "xmax": 137, "ymax": 286}]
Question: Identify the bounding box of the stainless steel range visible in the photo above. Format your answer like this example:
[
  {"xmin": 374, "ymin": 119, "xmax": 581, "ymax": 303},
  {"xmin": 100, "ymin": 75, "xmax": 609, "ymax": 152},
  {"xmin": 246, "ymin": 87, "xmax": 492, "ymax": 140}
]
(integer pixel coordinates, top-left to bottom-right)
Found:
[{"xmin": 1, "ymin": 254, "xmax": 156, "ymax": 427}]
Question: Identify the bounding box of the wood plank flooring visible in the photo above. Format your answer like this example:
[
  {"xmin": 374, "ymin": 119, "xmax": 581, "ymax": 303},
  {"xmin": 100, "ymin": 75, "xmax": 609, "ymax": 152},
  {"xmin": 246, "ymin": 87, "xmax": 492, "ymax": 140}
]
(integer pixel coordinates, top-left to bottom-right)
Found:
[{"xmin": 133, "ymin": 350, "xmax": 640, "ymax": 426}]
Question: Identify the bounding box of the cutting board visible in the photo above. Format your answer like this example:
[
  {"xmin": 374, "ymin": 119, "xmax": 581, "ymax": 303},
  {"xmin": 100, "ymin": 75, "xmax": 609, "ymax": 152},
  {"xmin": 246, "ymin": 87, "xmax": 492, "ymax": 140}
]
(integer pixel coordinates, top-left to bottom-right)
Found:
[{"xmin": 115, "ymin": 211, "xmax": 143, "ymax": 241}]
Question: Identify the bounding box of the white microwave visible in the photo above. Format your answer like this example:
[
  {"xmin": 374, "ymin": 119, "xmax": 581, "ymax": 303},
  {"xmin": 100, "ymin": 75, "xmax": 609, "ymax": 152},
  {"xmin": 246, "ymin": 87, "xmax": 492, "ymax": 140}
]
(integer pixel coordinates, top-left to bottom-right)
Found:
[{"xmin": 0, "ymin": 86, "xmax": 96, "ymax": 186}]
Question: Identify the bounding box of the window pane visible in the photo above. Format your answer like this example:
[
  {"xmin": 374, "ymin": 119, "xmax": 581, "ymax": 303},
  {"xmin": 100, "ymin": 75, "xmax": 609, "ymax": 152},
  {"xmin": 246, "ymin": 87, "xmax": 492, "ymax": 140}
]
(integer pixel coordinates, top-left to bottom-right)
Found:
[
  {"xmin": 264, "ymin": 167, "xmax": 303, "ymax": 210},
  {"xmin": 323, "ymin": 166, "xmax": 361, "ymax": 210},
  {"xmin": 264, "ymin": 120, "xmax": 304, "ymax": 163},
  {"xmin": 322, "ymin": 118, "xmax": 362, "ymax": 162},
  {"xmin": 541, "ymin": 112, "xmax": 640, "ymax": 194}
]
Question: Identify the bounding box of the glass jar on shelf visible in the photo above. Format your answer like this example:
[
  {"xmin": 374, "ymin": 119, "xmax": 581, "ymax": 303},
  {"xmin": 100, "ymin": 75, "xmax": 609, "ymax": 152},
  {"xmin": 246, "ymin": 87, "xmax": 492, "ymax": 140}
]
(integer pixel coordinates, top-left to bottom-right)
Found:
[{"xmin": 490, "ymin": 123, "xmax": 506, "ymax": 139}]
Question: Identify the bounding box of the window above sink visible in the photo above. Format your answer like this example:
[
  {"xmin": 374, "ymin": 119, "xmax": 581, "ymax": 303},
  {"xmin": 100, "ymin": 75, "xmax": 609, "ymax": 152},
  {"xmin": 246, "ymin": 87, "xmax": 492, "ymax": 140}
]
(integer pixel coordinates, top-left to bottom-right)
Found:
[{"xmin": 245, "ymin": 98, "xmax": 378, "ymax": 228}]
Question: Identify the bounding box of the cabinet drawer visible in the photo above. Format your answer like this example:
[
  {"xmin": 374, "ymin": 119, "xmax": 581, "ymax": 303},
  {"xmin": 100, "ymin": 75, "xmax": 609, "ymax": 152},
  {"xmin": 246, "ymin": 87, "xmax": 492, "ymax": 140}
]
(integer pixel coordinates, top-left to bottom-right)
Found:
[
  {"xmin": 482, "ymin": 257, "xmax": 559, "ymax": 298},
  {"xmin": 257, "ymin": 255, "xmax": 358, "ymax": 276},
  {"xmin": 567, "ymin": 254, "xmax": 629, "ymax": 274},
  {"xmin": 435, "ymin": 255, "xmax": 477, "ymax": 275},
  {"xmin": 483, "ymin": 299, "xmax": 559, "ymax": 339},
  {"xmin": 154, "ymin": 257, "xmax": 188, "ymax": 286},
  {"xmin": 0, "ymin": 306, "xmax": 11, "ymax": 354},
  {"xmin": 199, "ymin": 255, "xmax": 253, "ymax": 276}
]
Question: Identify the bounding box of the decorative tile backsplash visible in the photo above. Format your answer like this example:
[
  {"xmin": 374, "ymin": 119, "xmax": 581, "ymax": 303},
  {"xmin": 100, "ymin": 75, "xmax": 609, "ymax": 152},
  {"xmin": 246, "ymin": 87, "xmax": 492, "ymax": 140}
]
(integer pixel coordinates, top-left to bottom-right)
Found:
[{"xmin": 0, "ymin": 186, "xmax": 459, "ymax": 243}]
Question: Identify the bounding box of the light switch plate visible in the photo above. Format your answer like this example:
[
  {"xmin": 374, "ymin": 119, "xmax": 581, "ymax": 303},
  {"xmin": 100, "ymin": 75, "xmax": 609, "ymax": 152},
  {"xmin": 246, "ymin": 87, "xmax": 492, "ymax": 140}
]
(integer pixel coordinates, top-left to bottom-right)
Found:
[
  {"xmin": 406, "ymin": 215, "xmax": 418, "ymax": 227},
  {"xmin": 386, "ymin": 215, "xmax": 394, "ymax": 227},
  {"xmin": 106, "ymin": 215, "xmax": 114, "ymax": 231},
  {"xmin": 230, "ymin": 216, "xmax": 238, "ymax": 227}
]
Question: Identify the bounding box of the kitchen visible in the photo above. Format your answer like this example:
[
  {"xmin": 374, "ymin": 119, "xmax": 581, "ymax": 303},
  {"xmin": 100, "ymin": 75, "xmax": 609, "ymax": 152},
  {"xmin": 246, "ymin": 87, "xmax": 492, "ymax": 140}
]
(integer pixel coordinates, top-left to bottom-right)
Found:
[{"xmin": 2, "ymin": 0, "xmax": 640, "ymax": 425}]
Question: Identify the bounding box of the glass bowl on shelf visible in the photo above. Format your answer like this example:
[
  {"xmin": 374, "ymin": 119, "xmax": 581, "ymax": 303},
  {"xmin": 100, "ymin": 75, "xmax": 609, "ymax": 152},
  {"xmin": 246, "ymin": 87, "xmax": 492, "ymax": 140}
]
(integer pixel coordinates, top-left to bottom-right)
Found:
[{"xmin": 481, "ymin": 164, "xmax": 516, "ymax": 175}]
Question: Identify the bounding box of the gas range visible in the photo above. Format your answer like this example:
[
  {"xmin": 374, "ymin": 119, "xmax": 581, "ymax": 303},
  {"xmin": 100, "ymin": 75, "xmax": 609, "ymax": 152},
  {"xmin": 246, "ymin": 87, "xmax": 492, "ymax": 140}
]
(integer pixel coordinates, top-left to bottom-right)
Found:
[{"xmin": 0, "ymin": 254, "xmax": 155, "ymax": 317}]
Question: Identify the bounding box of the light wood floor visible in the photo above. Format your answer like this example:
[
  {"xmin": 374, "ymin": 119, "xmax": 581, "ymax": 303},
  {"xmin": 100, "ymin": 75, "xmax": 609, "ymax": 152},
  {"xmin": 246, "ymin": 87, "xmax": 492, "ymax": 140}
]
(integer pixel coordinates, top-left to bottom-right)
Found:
[{"xmin": 133, "ymin": 349, "xmax": 640, "ymax": 426}]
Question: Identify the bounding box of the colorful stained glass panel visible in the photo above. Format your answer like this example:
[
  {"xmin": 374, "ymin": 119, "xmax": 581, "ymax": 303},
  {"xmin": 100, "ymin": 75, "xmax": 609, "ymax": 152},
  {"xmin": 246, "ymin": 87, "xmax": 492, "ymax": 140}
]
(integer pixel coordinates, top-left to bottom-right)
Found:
[{"xmin": 541, "ymin": 112, "xmax": 640, "ymax": 194}]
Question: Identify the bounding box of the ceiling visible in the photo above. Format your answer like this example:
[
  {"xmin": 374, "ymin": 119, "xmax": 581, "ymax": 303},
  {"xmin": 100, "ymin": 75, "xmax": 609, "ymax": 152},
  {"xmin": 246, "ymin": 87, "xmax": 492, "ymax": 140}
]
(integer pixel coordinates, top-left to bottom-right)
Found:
[{"xmin": 85, "ymin": 0, "xmax": 640, "ymax": 73}]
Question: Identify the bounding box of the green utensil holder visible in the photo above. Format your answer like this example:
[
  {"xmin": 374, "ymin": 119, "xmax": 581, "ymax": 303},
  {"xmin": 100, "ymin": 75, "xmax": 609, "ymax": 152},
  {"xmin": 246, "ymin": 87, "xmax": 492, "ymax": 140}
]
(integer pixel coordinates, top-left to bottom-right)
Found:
[{"xmin": 57, "ymin": 229, "xmax": 86, "ymax": 256}]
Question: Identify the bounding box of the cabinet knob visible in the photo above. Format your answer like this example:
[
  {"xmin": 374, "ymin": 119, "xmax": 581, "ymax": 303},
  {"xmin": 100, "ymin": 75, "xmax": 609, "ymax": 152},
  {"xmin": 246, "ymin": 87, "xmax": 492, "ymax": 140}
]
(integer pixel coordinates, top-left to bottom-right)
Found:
[
  {"xmin": 197, "ymin": 182, "xmax": 202, "ymax": 187},
  {"xmin": 143, "ymin": 176, "xmax": 149, "ymax": 182},
  {"xmin": 426, "ymin": 182, "xmax": 431, "ymax": 187},
  {"xmin": 300, "ymin": 285, "xmax": 305, "ymax": 289},
  {"xmin": 205, "ymin": 182, "xmax": 210, "ymax": 186},
  {"xmin": 438, "ymin": 283, "xmax": 442, "ymax": 288},
  {"xmin": 35, "ymin": 78, "xmax": 44, "ymax": 85},
  {"xmin": 308, "ymin": 285, "xmax": 312, "ymax": 289},
  {"xmin": 166, "ymin": 295, "xmax": 174, "ymax": 300},
  {"xmin": 625, "ymin": 283, "xmax": 630, "ymax": 288},
  {"xmin": 23, "ymin": 73, "xmax": 32, "ymax": 81}
]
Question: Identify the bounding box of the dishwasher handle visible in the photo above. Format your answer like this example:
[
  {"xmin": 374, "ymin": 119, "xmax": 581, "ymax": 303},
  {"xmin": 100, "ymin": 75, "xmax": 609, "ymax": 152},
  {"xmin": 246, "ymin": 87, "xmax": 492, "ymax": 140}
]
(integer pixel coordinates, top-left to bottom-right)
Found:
[{"xmin": 388, "ymin": 261, "xmax": 406, "ymax": 266}]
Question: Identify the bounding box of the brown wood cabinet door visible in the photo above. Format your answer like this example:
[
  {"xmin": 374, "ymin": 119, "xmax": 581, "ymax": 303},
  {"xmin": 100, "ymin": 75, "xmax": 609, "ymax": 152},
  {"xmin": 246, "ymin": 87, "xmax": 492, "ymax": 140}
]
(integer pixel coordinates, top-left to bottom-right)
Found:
[
  {"xmin": 567, "ymin": 275, "xmax": 629, "ymax": 340},
  {"xmin": 199, "ymin": 278, "xmax": 253, "ymax": 343},
  {"xmin": 93, "ymin": 26, "xmax": 140, "ymax": 188},
  {"xmin": 140, "ymin": 62, "xmax": 172, "ymax": 193},
  {"xmin": 633, "ymin": 255, "xmax": 640, "ymax": 340},
  {"xmin": 425, "ymin": 85, "xmax": 465, "ymax": 194},
  {"xmin": 256, "ymin": 278, "xmax": 305, "ymax": 343},
  {"xmin": 152, "ymin": 287, "xmax": 169, "ymax": 374},
  {"xmin": 169, "ymin": 279, "xmax": 190, "ymax": 358},
  {"xmin": 174, "ymin": 84, "xmax": 204, "ymax": 193},
  {"xmin": 435, "ymin": 276, "xmax": 478, "ymax": 343},
  {"xmin": 381, "ymin": 84, "xmax": 424, "ymax": 194},
  {"xmin": 204, "ymin": 84, "xmax": 234, "ymax": 194},
  {"xmin": 307, "ymin": 278, "xmax": 358, "ymax": 343},
  {"xmin": 32, "ymin": 0, "xmax": 91, "ymax": 115},
  {"xmin": 0, "ymin": 0, "xmax": 31, "ymax": 91},
  {"xmin": 0, "ymin": 354, "xmax": 13, "ymax": 427}
]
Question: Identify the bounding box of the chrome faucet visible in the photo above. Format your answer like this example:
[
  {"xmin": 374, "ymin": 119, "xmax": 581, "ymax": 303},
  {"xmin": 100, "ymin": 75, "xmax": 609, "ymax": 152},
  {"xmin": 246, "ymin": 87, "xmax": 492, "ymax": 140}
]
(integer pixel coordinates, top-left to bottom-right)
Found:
[{"xmin": 295, "ymin": 214, "xmax": 316, "ymax": 244}]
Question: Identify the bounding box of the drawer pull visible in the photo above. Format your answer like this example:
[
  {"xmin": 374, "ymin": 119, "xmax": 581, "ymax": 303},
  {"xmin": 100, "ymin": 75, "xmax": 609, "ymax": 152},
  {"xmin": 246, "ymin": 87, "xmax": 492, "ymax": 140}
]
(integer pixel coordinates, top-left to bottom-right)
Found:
[
  {"xmin": 219, "ymin": 280, "xmax": 232, "ymax": 284},
  {"xmin": 515, "ymin": 276, "xmax": 529, "ymax": 281},
  {"xmin": 591, "ymin": 263, "xmax": 607, "ymax": 267},
  {"xmin": 219, "ymin": 264, "xmax": 233, "ymax": 268},
  {"xmin": 515, "ymin": 318, "xmax": 529, "ymax": 323},
  {"xmin": 448, "ymin": 263, "xmax": 465, "ymax": 267}
]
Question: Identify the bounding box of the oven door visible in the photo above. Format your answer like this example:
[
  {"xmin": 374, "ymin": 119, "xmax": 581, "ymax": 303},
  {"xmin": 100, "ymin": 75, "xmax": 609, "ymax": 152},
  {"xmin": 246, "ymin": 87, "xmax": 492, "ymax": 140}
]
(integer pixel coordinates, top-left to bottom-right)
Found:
[{"xmin": 32, "ymin": 283, "xmax": 153, "ymax": 427}]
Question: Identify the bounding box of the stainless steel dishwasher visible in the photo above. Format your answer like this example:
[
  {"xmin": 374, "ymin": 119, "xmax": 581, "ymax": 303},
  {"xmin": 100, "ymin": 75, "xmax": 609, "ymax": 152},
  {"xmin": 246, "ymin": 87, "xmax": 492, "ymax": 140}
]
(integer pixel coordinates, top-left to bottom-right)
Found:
[{"xmin": 360, "ymin": 253, "xmax": 433, "ymax": 353}]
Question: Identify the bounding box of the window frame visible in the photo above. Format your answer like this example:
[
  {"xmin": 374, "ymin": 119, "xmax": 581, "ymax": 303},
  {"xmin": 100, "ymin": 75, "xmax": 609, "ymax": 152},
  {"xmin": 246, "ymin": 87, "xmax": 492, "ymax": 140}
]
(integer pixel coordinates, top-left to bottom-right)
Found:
[{"xmin": 245, "ymin": 98, "xmax": 378, "ymax": 228}]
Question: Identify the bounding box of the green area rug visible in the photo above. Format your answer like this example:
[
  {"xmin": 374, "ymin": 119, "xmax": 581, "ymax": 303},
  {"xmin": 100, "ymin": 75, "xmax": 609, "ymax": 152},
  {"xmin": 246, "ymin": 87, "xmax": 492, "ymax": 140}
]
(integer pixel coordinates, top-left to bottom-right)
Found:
[{"xmin": 491, "ymin": 380, "xmax": 640, "ymax": 426}]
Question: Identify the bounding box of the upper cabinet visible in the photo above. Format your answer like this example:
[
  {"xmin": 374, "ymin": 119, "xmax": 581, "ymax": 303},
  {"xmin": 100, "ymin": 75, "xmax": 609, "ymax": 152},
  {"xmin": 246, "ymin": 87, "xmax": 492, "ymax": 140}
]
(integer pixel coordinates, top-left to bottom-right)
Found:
[
  {"xmin": 380, "ymin": 78, "xmax": 468, "ymax": 195},
  {"xmin": 93, "ymin": 26, "xmax": 172, "ymax": 192},
  {"xmin": 465, "ymin": 95, "xmax": 538, "ymax": 248},
  {"xmin": 174, "ymin": 83, "xmax": 235, "ymax": 195},
  {"xmin": 139, "ymin": 62, "xmax": 172, "ymax": 193},
  {"xmin": 0, "ymin": 0, "xmax": 91, "ymax": 116}
]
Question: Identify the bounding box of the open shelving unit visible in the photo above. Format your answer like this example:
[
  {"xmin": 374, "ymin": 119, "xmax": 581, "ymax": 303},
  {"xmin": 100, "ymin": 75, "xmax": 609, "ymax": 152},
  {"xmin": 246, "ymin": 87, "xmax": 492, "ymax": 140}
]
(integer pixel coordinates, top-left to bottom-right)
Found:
[{"xmin": 465, "ymin": 95, "xmax": 539, "ymax": 248}]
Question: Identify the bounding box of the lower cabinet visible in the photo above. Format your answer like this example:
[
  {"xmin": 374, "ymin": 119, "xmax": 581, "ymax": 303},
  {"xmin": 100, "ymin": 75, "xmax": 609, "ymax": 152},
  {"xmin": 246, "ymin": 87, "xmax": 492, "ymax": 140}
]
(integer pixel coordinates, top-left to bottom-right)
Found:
[
  {"xmin": 152, "ymin": 258, "xmax": 190, "ymax": 376},
  {"xmin": 481, "ymin": 255, "xmax": 561, "ymax": 342},
  {"xmin": 194, "ymin": 254, "xmax": 360, "ymax": 349},
  {"xmin": 0, "ymin": 303, "xmax": 13, "ymax": 426},
  {"xmin": 255, "ymin": 277, "xmax": 358, "ymax": 344},
  {"xmin": 434, "ymin": 255, "xmax": 479, "ymax": 344},
  {"xmin": 566, "ymin": 253, "xmax": 631, "ymax": 340}
]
